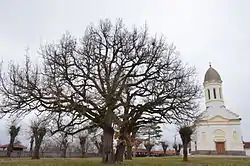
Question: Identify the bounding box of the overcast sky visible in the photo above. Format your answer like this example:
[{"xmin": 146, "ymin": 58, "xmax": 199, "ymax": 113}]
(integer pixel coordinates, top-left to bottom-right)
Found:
[{"xmin": 0, "ymin": 0, "xmax": 250, "ymax": 147}]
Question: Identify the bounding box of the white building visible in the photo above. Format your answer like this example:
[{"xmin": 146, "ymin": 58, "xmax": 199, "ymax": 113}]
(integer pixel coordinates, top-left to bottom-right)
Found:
[{"xmin": 190, "ymin": 64, "xmax": 245, "ymax": 155}]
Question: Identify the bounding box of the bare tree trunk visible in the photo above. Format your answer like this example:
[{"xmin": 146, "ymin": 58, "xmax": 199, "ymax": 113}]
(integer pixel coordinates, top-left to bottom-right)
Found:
[
  {"xmin": 174, "ymin": 144, "xmax": 181, "ymax": 156},
  {"xmin": 178, "ymin": 144, "xmax": 182, "ymax": 156},
  {"xmin": 61, "ymin": 147, "xmax": 67, "ymax": 158},
  {"xmin": 125, "ymin": 145, "xmax": 133, "ymax": 160},
  {"xmin": 102, "ymin": 125, "xmax": 114, "ymax": 164},
  {"xmin": 60, "ymin": 139, "xmax": 68, "ymax": 158},
  {"xmin": 79, "ymin": 135, "xmax": 87, "ymax": 158},
  {"xmin": 144, "ymin": 143, "xmax": 154, "ymax": 156},
  {"xmin": 114, "ymin": 140, "xmax": 125, "ymax": 162},
  {"xmin": 32, "ymin": 144, "xmax": 41, "ymax": 159},
  {"xmin": 125, "ymin": 129, "xmax": 137, "ymax": 160},
  {"xmin": 29, "ymin": 135, "xmax": 34, "ymax": 157},
  {"xmin": 183, "ymin": 140, "xmax": 188, "ymax": 161},
  {"xmin": 6, "ymin": 146, "xmax": 12, "ymax": 157},
  {"xmin": 81, "ymin": 151, "xmax": 86, "ymax": 158},
  {"xmin": 32, "ymin": 140, "xmax": 43, "ymax": 159},
  {"xmin": 7, "ymin": 137, "xmax": 15, "ymax": 157},
  {"xmin": 30, "ymin": 122, "xmax": 46, "ymax": 160},
  {"xmin": 95, "ymin": 140, "xmax": 102, "ymax": 156},
  {"xmin": 81, "ymin": 144, "xmax": 86, "ymax": 158},
  {"xmin": 163, "ymin": 149, "xmax": 166, "ymax": 156}
]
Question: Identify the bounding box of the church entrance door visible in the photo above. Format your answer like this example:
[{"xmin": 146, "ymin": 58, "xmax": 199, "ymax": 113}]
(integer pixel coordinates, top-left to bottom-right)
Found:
[{"xmin": 216, "ymin": 142, "xmax": 225, "ymax": 154}]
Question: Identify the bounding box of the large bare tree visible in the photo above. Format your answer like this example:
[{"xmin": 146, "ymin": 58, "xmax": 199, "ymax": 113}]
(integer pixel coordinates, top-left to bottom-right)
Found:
[
  {"xmin": 91, "ymin": 130, "xmax": 103, "ymax": 155},
  {"xmin": 30, "ymin": 119, "xmax": 47, "ymax": 159},
  {"xmin": 78, "ymin": 134, "xmax": 88, "ymax": 158},
  {"xmin": 160, "ymin": 141, "xmax": 169, "ymax": 156},
  {"xmin": 179, "ymin": 125, "xmax": 193, "ymax": 161},
  {"xmin": 178, "ymin": 118, "xmax": 200, "ymax": 161},
  {"xmin": 53, "ymin": 131, "xmax": 70, "ymax": 158},
  {"xmin": 49, "ymin": 114, "xmax": 95, "ymax": 158},
  {"xmin": 140, "ymin": 123, "xmax": 162, "ymax": 156},
  {"xmin": 0, "ymin": 19, "xmax": 200, "ymax": 163},
  {"xmin": 7, "ymin": 123, "xmax": 20, "ymax": 157},
  {"xmin": 40, "ymin": 137, "xmax": 58, "ymax": 157}
]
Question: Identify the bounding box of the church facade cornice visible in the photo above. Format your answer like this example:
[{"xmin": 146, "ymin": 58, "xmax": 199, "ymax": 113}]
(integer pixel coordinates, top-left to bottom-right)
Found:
[
  {"xmin": 205, "ymin": 99, "xmax": 224, "ymax": 103},
  {"xmin": 199, "ymin": 119, "xmax": 241, "ymax": 123},
  {"xmin": 197, "ymin": 123, "xmax": 241, "ymax": 126}
]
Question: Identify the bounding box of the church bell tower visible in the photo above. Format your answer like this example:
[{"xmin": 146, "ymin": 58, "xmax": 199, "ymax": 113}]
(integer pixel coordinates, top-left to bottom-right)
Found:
[
  {"xmin": 203, "ymin": 63, "xmax": 224, "ymax": 109},
  {"xmin": 190, "ymin": 62, "xmax": 245, "ymax": 156}
]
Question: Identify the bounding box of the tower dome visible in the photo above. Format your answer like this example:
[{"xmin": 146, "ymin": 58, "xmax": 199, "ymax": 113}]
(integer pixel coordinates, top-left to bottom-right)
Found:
[
  {"xmin": 203, "ymin": 63, "xmax": 224, "ymax": 107},
  {"xmin": 204, "ymin": 64, "xmax": 222, "ymax": 83}
]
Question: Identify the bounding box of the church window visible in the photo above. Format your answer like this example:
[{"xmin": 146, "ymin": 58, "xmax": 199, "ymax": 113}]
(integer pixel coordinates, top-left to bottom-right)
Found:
[
  {"xmin": 201, "ymin": 132, "xmax": 206, "ymax": 145},
  {"xmin": 213, "ymin": 88, "xmax": 216, "ymax": 99},
  {"xmin": 219, "ymin": 88, "xmax": 222, "ymax": 99},
  {"xmin": 214, "ymin": 129, "xmax": 225, "ymax": 136},
  {"xmin": 233, "ymin": 131, "xmax": 238, "ymax": 141},
  {"xmin": 207, "ymin": 89, "xmax": 211, "ymax": 99}
]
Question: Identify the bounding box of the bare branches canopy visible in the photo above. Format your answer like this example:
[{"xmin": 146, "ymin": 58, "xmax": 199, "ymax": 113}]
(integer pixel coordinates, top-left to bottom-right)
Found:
[{"xmin": 0, "ymin": 19, "xmax": 201, "ymax": 163}]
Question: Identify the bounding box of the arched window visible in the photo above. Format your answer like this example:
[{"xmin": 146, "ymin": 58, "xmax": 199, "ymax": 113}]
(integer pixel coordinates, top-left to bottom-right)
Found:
[
  {"xmin": 207, "ymin": 89, "xmax": 211, "ymax": 100},
  {"xmin": 219, "ymin": 88, "xmax": 222, "ymax": 99},
  {"xmin": 213, "ymin": 88, "xmax": 216, "ymax": 99},
  {"xmin": 214, "ymin": 129, "xmax": 225, "ymax": 136}
]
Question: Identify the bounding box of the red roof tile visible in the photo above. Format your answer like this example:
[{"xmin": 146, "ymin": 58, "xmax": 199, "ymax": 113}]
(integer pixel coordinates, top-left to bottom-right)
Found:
[
  {"xmin": 0, "ymin": 144, "xmax": 26, "ymax": 149},
  {"xmin": 133, "ymin": 149, "xmax": 175, "ymax": 155},
  {"xmin": 134, "ymin": 149, "xmax": 147, "ymax": 153},
  {"xmin": 244, "ymin": 142, "xmax": 250, "ymax": 149}
]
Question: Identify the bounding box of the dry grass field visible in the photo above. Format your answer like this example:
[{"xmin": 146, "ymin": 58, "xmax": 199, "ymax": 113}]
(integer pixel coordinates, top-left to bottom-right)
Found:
[{"xmin": 0, "ymin": 157, "xmax": 250, "ymax": 166}]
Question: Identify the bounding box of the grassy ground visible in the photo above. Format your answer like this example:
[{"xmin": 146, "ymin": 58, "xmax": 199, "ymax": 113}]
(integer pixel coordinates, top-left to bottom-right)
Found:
[{"xmin": 0, "ymin": 157, "xmax": 250, "ymax": 166}]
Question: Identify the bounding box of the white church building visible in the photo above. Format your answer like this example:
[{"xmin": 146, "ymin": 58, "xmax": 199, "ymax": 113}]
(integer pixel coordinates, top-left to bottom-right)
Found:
[{"xmin": 190, "ymin": 64, "xmax": 246, "ymax": 155}]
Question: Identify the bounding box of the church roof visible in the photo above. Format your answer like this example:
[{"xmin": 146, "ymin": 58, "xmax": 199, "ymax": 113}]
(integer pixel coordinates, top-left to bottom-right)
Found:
[
  {"xmin": 204, "ymin": 65, "xmax": 222, "ymax": 83},
  {"xmin": 226, "ymin": 108, "xmax": 240, "ymax": 118},
  {"xmin": 244, "ymin": 142, "xmax": 250, "ymax": 149},
  {"xmin": 0, "ymin": 144, "xmax": 26, "ymax": 149},
  {"xmin": 199, "ymin": 106, "xmax": 240, "ymax": 121}
]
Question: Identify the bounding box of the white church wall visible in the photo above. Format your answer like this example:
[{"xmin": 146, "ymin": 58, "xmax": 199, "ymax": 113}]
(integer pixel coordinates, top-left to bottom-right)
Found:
[
  {"xmin": 225, "ymin": 125, "xmax": 244, "ymax": 151},
  {"xmin": 196, "ymin": 124, "xmax": 244, "ymax": 151},
  {"xmin": 190, "ymin": 141, "xmax": 195, "ymax": 151},
  {"xmin": 196, "ymin": 125, "xmax": 215, "ymax": 151}
]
